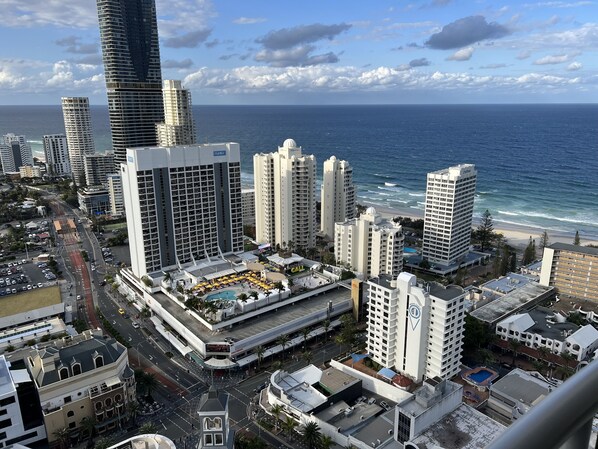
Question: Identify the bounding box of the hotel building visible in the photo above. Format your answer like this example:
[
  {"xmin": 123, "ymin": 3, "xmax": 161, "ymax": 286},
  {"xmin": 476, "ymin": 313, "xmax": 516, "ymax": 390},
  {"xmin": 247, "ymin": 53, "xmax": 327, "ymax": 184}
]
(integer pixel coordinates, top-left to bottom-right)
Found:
[
  {"xmin": 97, "ymin": 0, "xmax": 164, "ymax": 167},
  {"xmin": 321, "ymin": 156, "xmax": 356, "ymax": 239},
  {"xmin": 61, "ymin": 97, "xmax": 95, "ymax": 183},
  {"xmin": 335, "ymin": 207, "xmax": 404, "ymax": 279},
  {"xmin": 156, "ymin": 80, "xmax": 197, "ymax": 147},
  {"xmin": 540, "ymin": 243, "xmax": 598, "ymax": 303},
  {"xmin": 122, "ymin": 143, "xmax": 243, "ymax": 278},
  {"xmin": 254, "ymin": 139, "xmax": 317, "ymax": 249},
  {"xmin": 366, "ymin": 272, "xmax": 466, "ymax": 381},
  {"xmin": 43, "ymin": 134, "xmax": 71, "ymax": 177},
  {"xmin": 422, "ymin": 164, "xmax": 477, "ymax": 266},
  {"xmin": 107, "ymin": 174, "xmax": 124, "ymax": 216},
  {"xmin": 241, "ymin": 188, "xmax": 256, "ymax": 225}
]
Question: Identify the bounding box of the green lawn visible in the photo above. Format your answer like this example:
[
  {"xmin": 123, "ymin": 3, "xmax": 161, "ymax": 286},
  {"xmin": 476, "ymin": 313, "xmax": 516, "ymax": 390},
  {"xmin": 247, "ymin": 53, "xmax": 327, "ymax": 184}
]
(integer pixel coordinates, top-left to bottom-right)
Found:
[{"xmin": 103, "ymin": 222, "xmax": 128, "ymax": 231}]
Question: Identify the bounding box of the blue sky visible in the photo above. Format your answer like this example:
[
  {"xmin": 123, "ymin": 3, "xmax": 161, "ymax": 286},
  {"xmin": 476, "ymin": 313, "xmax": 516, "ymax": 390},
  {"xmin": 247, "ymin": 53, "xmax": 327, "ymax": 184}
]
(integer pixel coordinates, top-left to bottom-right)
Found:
[{"xmin": 1, "ymin": 0, "xmax": 597, "ymax": 104}]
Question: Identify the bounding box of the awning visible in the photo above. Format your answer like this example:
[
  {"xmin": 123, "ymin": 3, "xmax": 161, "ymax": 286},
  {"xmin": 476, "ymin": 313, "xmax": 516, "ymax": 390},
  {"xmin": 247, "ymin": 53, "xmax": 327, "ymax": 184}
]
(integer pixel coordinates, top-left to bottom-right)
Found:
[
  {"xmin": 204, "ymin": 357, "xmax": 237, "ymax": 369},
  {"xmin": 350, "ymin": 353, "xmax": 369, "ymax": 363},
  {"xmin": 377, "ymin": 367, "xmax": 397, "ymax": 380},
  {"xmin": 105, "ymin": 376, "xmax": 121, "ymax": 387}
]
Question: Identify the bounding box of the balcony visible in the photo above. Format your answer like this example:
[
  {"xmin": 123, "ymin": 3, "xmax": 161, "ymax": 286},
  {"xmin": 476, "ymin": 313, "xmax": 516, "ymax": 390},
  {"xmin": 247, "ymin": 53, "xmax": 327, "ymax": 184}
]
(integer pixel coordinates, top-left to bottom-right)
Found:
[{"xmin": 487, "ymin": 358, "xmax": 598, "ymax": 449}]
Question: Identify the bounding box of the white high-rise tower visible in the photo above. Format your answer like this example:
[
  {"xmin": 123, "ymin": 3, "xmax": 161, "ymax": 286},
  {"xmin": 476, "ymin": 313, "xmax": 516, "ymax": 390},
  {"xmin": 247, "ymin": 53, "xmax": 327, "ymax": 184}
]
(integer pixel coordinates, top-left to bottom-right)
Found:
[
  {"xmin": 61, "ymin": 97, "xmax": 95, "ymax": 183},
  {"xmin": 43, "ymin": 134, "xmax": 71, "ymax": 177},
  {"xmin": 254, "ymin": 139, "xmax": 317, "ymax": 250},
  {"xmin": 422, "ymin": 164, "xmax": 477, "ymax": 266},
  {"xmin": 156, "ymin": 80, "xmax": 197, "ymax": 146},
  {"xmin": 321, "ymin": 156, "xmax": 355, "ymax": 239}
]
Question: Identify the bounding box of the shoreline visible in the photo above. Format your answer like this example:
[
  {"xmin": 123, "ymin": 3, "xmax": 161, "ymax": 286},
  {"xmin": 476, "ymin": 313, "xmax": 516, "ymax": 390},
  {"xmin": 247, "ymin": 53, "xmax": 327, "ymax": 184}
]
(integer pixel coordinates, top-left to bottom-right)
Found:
[{"xmin": 370, "ymin": 204, "xmax": 598, "ymax": 250}]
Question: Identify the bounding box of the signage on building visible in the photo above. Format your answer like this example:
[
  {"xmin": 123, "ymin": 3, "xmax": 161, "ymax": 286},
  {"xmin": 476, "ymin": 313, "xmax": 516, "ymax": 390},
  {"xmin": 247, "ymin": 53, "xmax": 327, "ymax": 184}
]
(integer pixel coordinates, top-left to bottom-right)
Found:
[
  {"xmin": 213, "ymin": 150, "xmax": 226, "ymax": 157},
  {"xmin": 408, "ymin": 303, "xmax": 421, "ymax": 330}
]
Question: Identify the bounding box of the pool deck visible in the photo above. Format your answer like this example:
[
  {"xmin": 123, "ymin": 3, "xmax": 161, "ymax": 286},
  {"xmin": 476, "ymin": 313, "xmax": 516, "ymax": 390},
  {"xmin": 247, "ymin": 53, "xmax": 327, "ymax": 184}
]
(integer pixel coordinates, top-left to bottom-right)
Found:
[{"xmin": 461, "ymin": 366, "xmax": 499, "ymax": 388}]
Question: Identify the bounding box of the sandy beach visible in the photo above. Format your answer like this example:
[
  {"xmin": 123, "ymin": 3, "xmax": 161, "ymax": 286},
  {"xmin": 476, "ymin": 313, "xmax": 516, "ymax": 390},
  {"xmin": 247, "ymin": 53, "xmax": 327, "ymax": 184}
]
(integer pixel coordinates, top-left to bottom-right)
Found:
[{"xmin": 370, "ymin": 204, "xmax": 598, "ymax": 251}]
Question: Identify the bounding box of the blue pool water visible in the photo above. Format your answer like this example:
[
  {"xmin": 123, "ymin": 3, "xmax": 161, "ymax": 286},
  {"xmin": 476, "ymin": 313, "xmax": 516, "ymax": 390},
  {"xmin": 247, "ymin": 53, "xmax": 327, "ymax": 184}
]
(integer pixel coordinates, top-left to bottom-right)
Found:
[
  {"xmin": 404, "ymin": 247, "xmax": 418, "ymax": 253},
  {"xmin": 468, "ymin": 369, "xmax": 494, "ymax": 383},
  {"xmin": 206, "ymin": 290, "xmax": 237, "ymax": 302}
]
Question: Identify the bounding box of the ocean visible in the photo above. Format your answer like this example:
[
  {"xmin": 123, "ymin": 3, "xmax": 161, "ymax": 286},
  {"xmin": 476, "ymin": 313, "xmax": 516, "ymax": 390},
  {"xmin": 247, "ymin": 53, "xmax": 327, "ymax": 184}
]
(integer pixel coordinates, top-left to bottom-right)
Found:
[{"xmin": 1, "ymin": 104, "xmax": 597, "ymax": 238}]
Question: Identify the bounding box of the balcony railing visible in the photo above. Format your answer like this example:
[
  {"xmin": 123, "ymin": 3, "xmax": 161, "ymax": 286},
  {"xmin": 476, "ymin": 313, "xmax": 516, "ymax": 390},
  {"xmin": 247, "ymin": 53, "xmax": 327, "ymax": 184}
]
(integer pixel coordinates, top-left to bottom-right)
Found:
[{"xmin": 486, "ymin": 358, "xmax": 598, "ymax": 449}]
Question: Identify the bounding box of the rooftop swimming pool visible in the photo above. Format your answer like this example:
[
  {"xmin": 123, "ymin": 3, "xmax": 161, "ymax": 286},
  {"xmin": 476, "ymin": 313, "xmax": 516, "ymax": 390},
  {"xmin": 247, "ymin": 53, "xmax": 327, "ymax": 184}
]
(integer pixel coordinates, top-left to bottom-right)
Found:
[
  {"xmin": 468, "ymin": 369, "xmax": 494, "ymax": 383},
  {"xmin": 206, "ymin": 290, "xmax": 237, "ymax": 302},
  {"xmin": 462, "ymin": 366, "xmax": 499, "ymax": 387},
  {"xmin": 404, "ymin": 247, "xmax": 418, "ymax": 253}
]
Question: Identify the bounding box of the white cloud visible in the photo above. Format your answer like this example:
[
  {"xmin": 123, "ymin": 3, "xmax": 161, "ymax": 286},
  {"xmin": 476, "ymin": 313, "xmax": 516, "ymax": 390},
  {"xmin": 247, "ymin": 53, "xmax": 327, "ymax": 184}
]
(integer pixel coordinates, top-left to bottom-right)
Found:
[
  {"xmin": 533, "ymin": 52, "xmax": 579, "ymax": 64},
  {"xmin": 156, "ymin": 0, "xmax": 215, "ymax": 38},
  {"xmin": 233, "ymin": 17, "xmax": 267, "ymax": 25},
  {"xmin": 0, "ymin": 0, "xmax": 97, "ymax": 28},
  {"xmin": 567, "ymin": 61, "xmax": 583, "ymax": 70},
  {"xmin": 446, "ymin": 47, "xmax": 474, "ymax": 61}
]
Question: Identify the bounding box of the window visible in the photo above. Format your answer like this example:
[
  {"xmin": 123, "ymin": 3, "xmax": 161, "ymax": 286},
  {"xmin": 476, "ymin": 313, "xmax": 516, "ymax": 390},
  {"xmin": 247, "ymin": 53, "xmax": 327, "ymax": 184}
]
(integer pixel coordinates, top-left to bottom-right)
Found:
[
  {"xmin": 64, "ymin": 396, "xmax": 72, "ymax": 404},
  {"xmin": 72, "ymin": 363, "xmax": 82, "ymax": 375},
  {"xmin": 94, "ymin": 356, "xmax": 104, "ymax": 368},
  {"xmin": 215, "ymin": 434, "xmax": 223, "ymax": 445},
  {"xmin": 59, "ymin": 367, "xmax": 69, "ymax": 380},
  {"xmin": 204, "ymin": 434, "xmax": 213, "ymax": 446},
  {"xmin": 67, "ymin": 411, "xmax": 74, "ymax": 418}
]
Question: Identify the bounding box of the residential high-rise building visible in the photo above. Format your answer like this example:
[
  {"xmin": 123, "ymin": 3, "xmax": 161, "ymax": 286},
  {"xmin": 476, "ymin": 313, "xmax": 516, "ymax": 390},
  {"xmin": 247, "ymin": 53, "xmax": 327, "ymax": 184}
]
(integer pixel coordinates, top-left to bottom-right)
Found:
[
  {"xmin": 0, "ymin": 134, "xmax": 33, "ymax": 173},
  {"xmin": 254, "ymin": 139, "xmax": 317, "ymax": 249},
  {"xmin": 366, "ymin": 272, "xmax": 466, "ymax": 381},
  {"xmin": 61, "ymin": 97, "xmax": 95, "ymax": 183},
  {"xmin": 43, "ymin": 134, "xmax": 71, "ymax": 177},
  {"xmin": 540, "ymin": 243, "xmax": 598, "ymax": 303},
  {"xmin": 107, "ymin": 173, "xmax": 124, "ymax": 216},
  {"xmin": 97, "ymin": 0, "xmax": 164, "ymax": 167},
  {"xmin": 0, "ymin": 355, "xmax": 47, "ymax": 448},
  {"xmin": 321, "ymin": 156, "xmax": 355, "ymax": 239},
  {"xmin": 26, "ymin": 330, "xmax": 136, "ymax": 446},
  {"xmin": 422, "ymin": 164, "xmax": 477, "ymax": 266},
  {"xmin": 122, "ymin": 143, "xmax": 243, "ymax": 278},
  {"xmin": 241, "ymin": 188, "xmax": 256, "ymax": 225},
  {"xmin": 156, "ymin": 80, "xmax": 196, "ymax": 146},
  {"xmin": 335, "ymin": 207, "xmax": 404, "ymax": 278},
  {"xmin": 84, "ymin": 152, "xmax": 115, "ymax": 186}
]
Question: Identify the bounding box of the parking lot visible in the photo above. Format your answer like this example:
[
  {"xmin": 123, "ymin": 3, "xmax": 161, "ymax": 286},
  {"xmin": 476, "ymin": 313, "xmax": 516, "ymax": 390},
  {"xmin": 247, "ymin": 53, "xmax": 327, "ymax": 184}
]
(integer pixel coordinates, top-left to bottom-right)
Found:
[{"xmin": 0, "ymin": 259, "xmax": 56, "ymax": 297}]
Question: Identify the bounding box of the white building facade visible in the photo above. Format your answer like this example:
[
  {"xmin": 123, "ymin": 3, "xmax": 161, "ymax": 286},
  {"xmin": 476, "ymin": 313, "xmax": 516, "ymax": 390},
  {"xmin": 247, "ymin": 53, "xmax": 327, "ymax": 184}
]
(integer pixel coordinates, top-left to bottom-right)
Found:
[
  {"xmin": 366, "ymin": 273, "xmax": 466, "ymax": 381},
  {"xmin": 321, "ymin": 156, "xmax": 355, "ymax": 239},
  {"xmin": 156, "ymin": 80, "xmax": 197, "ymax": 147},
  {"xmin": 43, "ymin": 134, "xmax": 71, "ymax": 177},
  {"xmin": 335, "ymin": 207, "xmax": 404, "ymax": 278},
  {"xmin": 254, "ymin": 139, "xmax": 317, "ymax": 250},
  {"xmin": 107, "ymin": 173, "xmax": 124, "ymax": 217},
  {"xmin": 122, "ymin": 143, "xmax": 243, "ymax": 278},
  {"xmin": 61, "ymin": 97, "xmax": 95, "ymax": 183},
  {"xmin": 241, "ymin": 188, "xmax": 255, "ymax": 226},
  {"xmin": 0, "ymin": 134, "xmax": 33, "ymax": 173},
  {"xmin": 422, "ymin": 164, "xmax": 477, "ymax": 266}
]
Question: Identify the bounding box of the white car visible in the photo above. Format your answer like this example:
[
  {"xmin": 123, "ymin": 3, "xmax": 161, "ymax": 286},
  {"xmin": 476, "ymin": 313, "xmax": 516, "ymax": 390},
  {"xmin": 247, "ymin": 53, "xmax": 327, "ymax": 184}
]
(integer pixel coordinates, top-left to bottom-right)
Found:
[{"xmin": 132, "ymin": 322, "xmax": 140, "ymax": 329}]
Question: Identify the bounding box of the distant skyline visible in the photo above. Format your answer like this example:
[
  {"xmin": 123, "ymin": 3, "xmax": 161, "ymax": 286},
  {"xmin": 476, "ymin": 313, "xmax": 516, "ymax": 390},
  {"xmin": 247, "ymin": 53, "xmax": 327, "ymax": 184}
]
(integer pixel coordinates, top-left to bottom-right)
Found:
[{"xmin": 1, "ymin": 0, "xmax": 597, "ymax": 105}]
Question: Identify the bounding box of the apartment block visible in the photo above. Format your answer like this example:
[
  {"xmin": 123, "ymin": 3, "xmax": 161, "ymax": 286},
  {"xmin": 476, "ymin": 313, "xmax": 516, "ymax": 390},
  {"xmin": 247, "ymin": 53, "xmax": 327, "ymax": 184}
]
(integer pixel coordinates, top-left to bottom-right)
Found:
[
  {"xmin": 107, "ymin": 174, "xmax": 124, "ymax": 217},
  {"xmin": 422, "ymin": 164, "xmax": 477, "ymax": 266},
  {"xmin": 43, "ymin": 134, "xmax": 71, "ymax": 177},
  {"xmin": 241, "ymin": 188, "xmax": 255, "ymax": 226},
  {"xmin": 84, "ymin": 152, "xmax": 115, "ymax": 186},
  {"xmin": 61, "ymin": 97, "xmax": 95, "ymax": 182},
  {"xmin": 367, "ymin": 273, "xmax": 466, "ymax": 381},
  {"xmin": 321, "ymin": 156, "xmax": 355, "ymax": 239},
  {"xmin": 122, "ymin": 143, "xmax": 243, "ymax": 278},
  {"xmin": 0, "ymin": 134, "xmax": 33, "ymax": 174},
  {"xmin": 335, "ymin": 207, "xmax": 404, "ymax": 278},
  {"xmin": 254, "ymin": 139, "xmax": 317, "ymax": 249},
  {"xmin": 540, "ymin": 243, "xmax": 598, "ymax": 303},
  {"xmin": 156, "ymin": 80, "xmax": 197, "ymax": 146}
]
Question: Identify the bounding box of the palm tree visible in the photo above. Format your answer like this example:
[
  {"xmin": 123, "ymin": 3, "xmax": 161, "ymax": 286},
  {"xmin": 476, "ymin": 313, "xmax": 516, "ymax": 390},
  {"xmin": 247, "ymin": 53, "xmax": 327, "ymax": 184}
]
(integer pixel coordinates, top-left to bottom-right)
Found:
[
  {"xmin": 127, "ymin": 401, "xmax": 140, "ymax": 425},
  {"xmin": 277, "ymin": 334, "xmax": 290, "ymax": 361},
  {"xmin": 143, "ymin": 372, "xmax": 158, "ymax": 399},
  {"xmin": 323, "ymin": 319, "xmax": 331, "ymax": 341},
  {"xmin": 93, "ymin": 437, "xmax": 113, "ymax": 449},
  {"xmin": 256, "ymin": 345, "xmax": 265, "ymax": 370},
  {"xmin": 508, "ymin": 339, "xmax": 522, "ymax": 365},
  {"xmin": 282, "ymin": 416, "xmax": 297, "ymax": 437},
  {"xmin": 320, "ymin": 435, "xmax": 334, "ymax": 449},
  {"xmin": 303, "ymin": 351, "xmax": 313, "ymax": 365},
  {"xmin": 302, "ymin": 421, "xmax": 322, "ymax": 449},
  {"xmin": 79, "ymin": 416, "xmax": 97, "ymax": 443},
  {"xmin": 301, "ymin": 327, "xmax": 311, "ymax": 349},
  {"xmin": 53, "ymin": 427, "xmax": 70, "ymax": 449},
  {"xmin": 271, "ymin": 404, "xmax": 283, "ymax": 430},
  {"xmin": 249, "ymin": 290, "xmax": 259, "ymax": 311},
  {"xmin": 237, "ymin": 293, "xmax": 248, "ymax": 311},
  {"xmin": 264, "ymin": 290, "xmax": 271, "ymax": 306},
  {"xmin": 138, "ymin": 422, "xmax": 158, "ymax": 434},
  {"xmin": 274, "ymin": 281, "xmax": 284, "ymax": 298}
]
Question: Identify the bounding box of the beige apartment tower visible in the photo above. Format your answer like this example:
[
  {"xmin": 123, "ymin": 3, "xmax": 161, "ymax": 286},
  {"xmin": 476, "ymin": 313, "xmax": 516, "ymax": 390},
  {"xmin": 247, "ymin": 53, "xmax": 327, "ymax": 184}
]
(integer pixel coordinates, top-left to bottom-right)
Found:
[
  {"xmin": 156, "ymin": 80, "xmax": 197, "ymax": 146},
  {"xmin": 253, "ymin": 139, "xmax": 317, "ymax": 250},
  {"xmin": 321, "ymin": 156, "xmax": 356, "ymax": 239},
  {"xmin": 61, "ymin": 97, "xmax": 95, "ymax": 183},
  {"xmin": 422, "ymin": 164, "xmax": 477, "ymax": 266},
  {"xmin": 540, "ymin": 243, "xmax": 598, "ymax": 303}
]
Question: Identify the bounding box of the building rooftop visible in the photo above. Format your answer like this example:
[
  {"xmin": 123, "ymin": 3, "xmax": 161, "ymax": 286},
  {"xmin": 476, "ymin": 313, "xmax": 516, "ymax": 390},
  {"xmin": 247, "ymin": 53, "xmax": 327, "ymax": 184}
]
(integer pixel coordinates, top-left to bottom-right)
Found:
[
  {"xmin": 0, "ymin": 285, "xmax": 62, "ymax": 319},
  {"xmin": 490, "ymin": 368, "xmax": 551, "ymax": 408},
  {"xmin": 482, "ymin": 273, "xmax": 534, "ymax": 295},
  {"xmin": 319, "ymin": 367, "xmax": 360, "ymax": 395},
  {"xmin": 410, "ymin": 403, "xmax": 505, "ymax": 449},
  {"xmin": 526, "ymin": 307, "xmax": 578, "ymax": 341},
  {"xmin": 399, "ymin": 379, "xmax": 461, "ymax": 417},
  {"xmin": 548, "ymin": 242, "xmax": 598, "ymax": 256},
  {"xmin": 0, "ymin": 355, "xmax": 15, "ymax": 397},
  {"xmin": 198, "ymin": 387, "xmax": 228, "ymax": 412},
  {"xmin": 470, "ymin": 283, "xmax": 554, "ymax": 325},
  {"xmin": 370, "ymin": 274, "xmax": 465, "ymax": 301},
  {"xmin": 350, "ymin": 408, "xmax": 395, "ymax": 447}
]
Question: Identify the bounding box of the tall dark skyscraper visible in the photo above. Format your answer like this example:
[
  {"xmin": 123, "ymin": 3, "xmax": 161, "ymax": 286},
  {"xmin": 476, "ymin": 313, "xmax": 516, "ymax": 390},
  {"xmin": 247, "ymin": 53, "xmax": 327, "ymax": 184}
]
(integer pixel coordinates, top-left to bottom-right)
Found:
[{"xmin": 97, "ymin": 0, "xmax": 164, "ymax": 167}]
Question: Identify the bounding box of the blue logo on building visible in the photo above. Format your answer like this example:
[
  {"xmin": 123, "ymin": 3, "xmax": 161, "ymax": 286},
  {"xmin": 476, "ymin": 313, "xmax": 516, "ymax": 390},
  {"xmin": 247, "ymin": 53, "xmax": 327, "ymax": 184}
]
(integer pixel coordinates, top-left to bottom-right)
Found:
[
  {"xmin": 213, "ymin": 150, "xmax": 226, "ymax": 157},
  {"xmin": 127, "ymin": 156, "xmax": 134, "ymax": 163}
]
